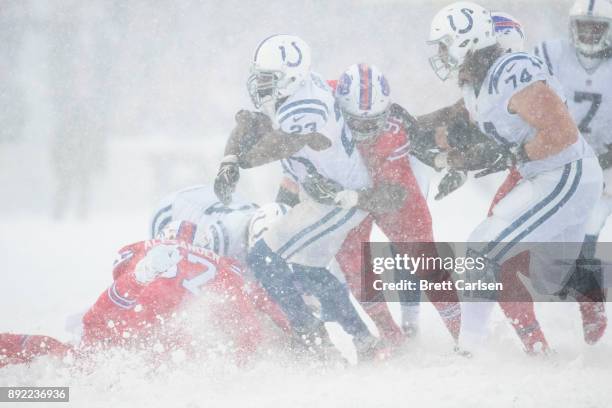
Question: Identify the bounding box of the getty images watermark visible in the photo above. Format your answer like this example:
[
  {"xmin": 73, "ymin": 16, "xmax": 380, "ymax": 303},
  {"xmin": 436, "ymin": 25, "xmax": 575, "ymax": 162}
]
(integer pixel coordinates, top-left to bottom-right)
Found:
[{"xmin": 359, "ymin": 242, "xmax": 610, "ymax": 302}]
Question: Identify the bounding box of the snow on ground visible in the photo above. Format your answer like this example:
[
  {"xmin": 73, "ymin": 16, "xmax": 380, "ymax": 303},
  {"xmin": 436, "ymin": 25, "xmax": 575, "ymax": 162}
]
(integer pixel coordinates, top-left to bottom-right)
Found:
[
  {"xmin": 1, "ymin": 172, "xmax": 611, "ymax": 407},
  {"xmin": 1, "ymin": 1, "xmax": 611, "ymax": 405}
]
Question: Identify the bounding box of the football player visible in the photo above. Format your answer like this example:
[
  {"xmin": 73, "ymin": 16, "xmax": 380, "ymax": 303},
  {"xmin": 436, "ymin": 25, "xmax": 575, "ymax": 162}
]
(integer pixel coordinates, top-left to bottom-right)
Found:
[
  {"xmin": 213, "ymin": 35, "xmax": 399, "ymax": 357},
  {"xmin": 427, "ymin": 1, "xmax": 604, "ymax": 354},
  {"xmin": 0, "ymin": 221, "xmax": 288, "ymax": 368},
  {"xmin": 331, "ymin": 64, "xmax": 462, "ymax": 348},
  {"xmin": 151, "ymin": 185, "xmax": 380, "ymax": 360},
  {"xmin": 533, "ymin": 0, "xmax": 610, "ymax": 343}
]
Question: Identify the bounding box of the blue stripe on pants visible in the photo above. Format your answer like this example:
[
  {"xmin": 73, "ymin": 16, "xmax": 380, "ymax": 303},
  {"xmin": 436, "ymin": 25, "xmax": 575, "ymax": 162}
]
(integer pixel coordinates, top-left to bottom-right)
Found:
[
  {"xmin": 491, "ymin": 160, "xmax": 583, "ymax": 263},
  {"xmin": 277, "ymin": 207, "xmax": 343, "ymax": 257},
  {"xmin": 285, "ymin": 208, "xmax": 358, "ymax": 260},
  {"xmin": 482, "ymin": 162, "xmax": 572, "ymax": 255}
]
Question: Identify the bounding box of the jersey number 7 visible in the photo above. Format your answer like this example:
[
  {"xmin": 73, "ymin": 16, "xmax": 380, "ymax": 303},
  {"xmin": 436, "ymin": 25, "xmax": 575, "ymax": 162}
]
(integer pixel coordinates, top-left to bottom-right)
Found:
[
  {"xmin": 574, "ymin": 91, "xmax": 602, "ymax": 134},
  {"xmin": 181, "ymin": 254, "xmax": 218, "ymax": 295}
]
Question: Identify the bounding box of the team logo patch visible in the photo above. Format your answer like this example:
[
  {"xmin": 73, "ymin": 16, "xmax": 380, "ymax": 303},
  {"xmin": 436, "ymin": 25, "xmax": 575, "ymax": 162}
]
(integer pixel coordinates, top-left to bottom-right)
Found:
[
  {"xmin": 337, "ymin": 72, "xmax": 352, "ymax": 96},
  {"xmin": 379, "ymin": 75, "xmax": 390, "ymax": 96},
  {"xmin": 448, "ymin": 8, "xmax": 474, "ymax": 34},
  {"xmin": 279, "ymin": 42, "xmax": 302, "ymax": 67},
  {"xmin": 492, "ymin": 15, "xmax": 524, "ymax": 38}
]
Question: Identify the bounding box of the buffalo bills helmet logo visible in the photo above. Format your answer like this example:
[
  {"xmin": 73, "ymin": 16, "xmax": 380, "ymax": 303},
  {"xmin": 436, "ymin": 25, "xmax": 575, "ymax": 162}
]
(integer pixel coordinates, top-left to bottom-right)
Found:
[
  {"xmin": 337, "ymin": 72, "xmax": 352, "ymax": 96},
  {"xmin": 379, "ymin": 75, "xmax": 390, "ymax": 96}
]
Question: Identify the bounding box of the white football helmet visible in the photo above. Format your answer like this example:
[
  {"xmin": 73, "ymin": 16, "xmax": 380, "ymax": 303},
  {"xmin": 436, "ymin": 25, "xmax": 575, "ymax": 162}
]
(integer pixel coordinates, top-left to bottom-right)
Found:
[
  {"xmin": 569, "ymin": 0, "xmax": 612, "ymax": 57},
  {"xmin": 428, "ymin": 2, "xmax": 497, "ymax": 80},
  {"xmin": 335, "ymin": 63, "xmax": 391, "ymax": 141},
  {"xmin": 247, "ymin": 35, "xmax": 312, "ymax": 111},
  {"xmin": 492, "ymin": 11, "xmax": 525, "ymax": 53},
  {"xmin": 247, "ymin": 202, "xmax": 290, "ymax": 250}
]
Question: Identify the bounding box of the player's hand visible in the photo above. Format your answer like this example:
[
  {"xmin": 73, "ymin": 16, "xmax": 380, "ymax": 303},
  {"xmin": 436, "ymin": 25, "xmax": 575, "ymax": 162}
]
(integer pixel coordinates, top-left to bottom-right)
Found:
[
  {"xmin": 134, "ymin": 244, "xmax": 182, "ymax": 284},
  {"xmin": 474, "ymin": 144, "xmax": 529, "ymax": 178},
  {"xmin": 435, "ymin": 170, "xmax": 467, "ymax": 200},
  {"xmin": 334, "ymin": 190, "xmax": 359, "ymax": 209},
  {"xmin": 214, "ymin": 155, "xmax": 240, "ymax": 204},
  {"xmin": 598, "ymin": 144, "xmax": 612, "ymax": 170},
  {"xmin": 301, "ymin": 172, "xmax": 344, "ymax": 205}
]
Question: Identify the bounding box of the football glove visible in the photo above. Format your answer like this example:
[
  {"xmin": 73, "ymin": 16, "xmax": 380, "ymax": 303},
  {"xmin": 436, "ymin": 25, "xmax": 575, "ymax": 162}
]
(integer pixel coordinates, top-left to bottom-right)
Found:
[
  {"xmin": 435, "ymin": 170, "xmax": 468, "ymax": 200},
  {"xmin": 598, "ymin": 144, "xmax": 612, "ymax": 170},
  {"xmin": 134, "ymin": 244, "xmax": 182, "ymax": 284},
  {"xmin": 301, "ymin": 172, "xmax": 345, "ymax": 206},
  {"xmin": 334, "ymin": 190, "xmax": 359, "ymax": 209},
  {"xmin": 214, "ymin": 155, "xmax": 240, "ymax": 205},
  {"xmin": 474, "ymin": 144, "xmax": 530, "ymax": 178}
]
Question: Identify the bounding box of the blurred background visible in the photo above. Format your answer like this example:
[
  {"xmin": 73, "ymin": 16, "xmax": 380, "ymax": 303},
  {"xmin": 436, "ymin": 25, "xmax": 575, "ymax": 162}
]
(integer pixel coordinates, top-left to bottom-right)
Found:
[{"xmin": 1, "ymin": 0, "xmax": 574, "ymax": 218}]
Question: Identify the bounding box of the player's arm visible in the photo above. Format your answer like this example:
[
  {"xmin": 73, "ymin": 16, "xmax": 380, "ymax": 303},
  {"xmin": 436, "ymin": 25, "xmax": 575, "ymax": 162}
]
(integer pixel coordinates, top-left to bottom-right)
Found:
[
  {"xmin": 416, "ymin": 98, "xmax": 469, "ymax": 130},
  {"xmin": 392, "ymin": 103, "xmax": 493, "ymax": 171},
  {"xmin": 222, "ymin": 109, "xmax": 330, "ymax": 167},
  {"xmin": 508, "ymin": 80, "xmax": 579, "ymax": 161},
  {"xmin": 302, "ymin": 171, "xmax": 406, "ymax": 214},
  {"xmin": 237, "ymin": 128, "xmax": 331, "ymax": 168},
  {"xmin": 354, "ymin": 182, "xmax": 407, "ymax": 214},
  {"xmin": 416, "ymin": 99, "xmax": 471, "ymax": 149},
  {"xmin": 215, "ymin": 109, "xmax": 330, "ymax": 204}
]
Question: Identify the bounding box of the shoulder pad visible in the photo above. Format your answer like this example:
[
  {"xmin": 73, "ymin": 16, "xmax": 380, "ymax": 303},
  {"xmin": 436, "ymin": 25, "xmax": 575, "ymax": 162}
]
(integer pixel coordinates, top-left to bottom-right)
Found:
[
  {"xmin": 278, "ymin": 98, "xmax": 330, "ymax": 134},
  {"xmin": 487, "ymin": 52, "xmax": 547, "ymax": 95},
  {"xmin": 533, "ymin": 40, "xmax": 563, "ymax": 75}
]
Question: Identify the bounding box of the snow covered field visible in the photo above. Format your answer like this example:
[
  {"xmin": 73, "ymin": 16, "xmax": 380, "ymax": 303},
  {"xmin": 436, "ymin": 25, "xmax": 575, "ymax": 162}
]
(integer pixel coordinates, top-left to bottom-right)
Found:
[
  {"xmin": 1, "ymin": 163, "xmax": 611, "ymax": 408},
  {"xmin": 1, "ymin": 0, "xmax": 611, "ymax": 406}
]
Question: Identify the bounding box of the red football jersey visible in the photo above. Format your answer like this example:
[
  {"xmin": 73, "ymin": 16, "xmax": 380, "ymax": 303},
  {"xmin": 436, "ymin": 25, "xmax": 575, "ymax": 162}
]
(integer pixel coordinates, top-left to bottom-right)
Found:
[{"xmin": 82, "ymin": 240, "xmax": 281, "ymax": 362}]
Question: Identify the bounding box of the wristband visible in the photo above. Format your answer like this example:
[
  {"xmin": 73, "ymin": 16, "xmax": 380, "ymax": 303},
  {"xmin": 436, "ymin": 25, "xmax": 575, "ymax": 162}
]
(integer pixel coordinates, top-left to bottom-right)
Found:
[{"xmin": 433, "ymin": 151, "xmax": 449, "ymax": 169}]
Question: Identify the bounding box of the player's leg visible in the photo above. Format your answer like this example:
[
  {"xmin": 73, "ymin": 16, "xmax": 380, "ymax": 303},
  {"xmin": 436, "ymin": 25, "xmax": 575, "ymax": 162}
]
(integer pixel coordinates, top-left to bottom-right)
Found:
[
  {"xmin": 377, "ymin": 165, "xmax": 461, "ymax": 343},
  {"xmin": 0, "ymin": 333, "xmax": 71, "ymax": 368},
  {"xmin": 248, "ymin": 198, "xmax": 368, "ymax": 358},
  {"xmin": 248, "ymin": 239, "xmax": 320, "ymax": 334},
  {"xmin": 570, "ymin": 168, "xmax": 612, "ymax": 344},
  {"xmin": 335, "ymin": 217, "xmax": 404, "ymax": 346},
  {"xmin": 465, "ymin": 159, "xmax": 603, "ymax": 352},
  {"xmin": 557, "ymin": 222, "xmax": 608, "ymax": 345},
  {"xmin": 581, "ymin": 167, "xmax": 612, "ymax": 257},
  {"xmin": 412, "ymin": 242, "xmax": 462, "ymax": 342},
  {"xmin": 496, "ymin": 252, "xmax": 549, "ymax": 354},
  {"xmin": 291, "ymin": 264, "xmax": 376, "ymax": 355}
]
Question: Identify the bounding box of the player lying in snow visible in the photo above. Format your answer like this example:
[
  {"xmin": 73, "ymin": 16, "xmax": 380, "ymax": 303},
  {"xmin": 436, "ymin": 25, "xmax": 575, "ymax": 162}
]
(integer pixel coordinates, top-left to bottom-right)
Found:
[
  {"xmin": 150, "ymin": 184, "xmax": 386, "ymax": 361},
  {"xmin": 0, "ymin": 221, "xmax": 290, "ymax": 369}
]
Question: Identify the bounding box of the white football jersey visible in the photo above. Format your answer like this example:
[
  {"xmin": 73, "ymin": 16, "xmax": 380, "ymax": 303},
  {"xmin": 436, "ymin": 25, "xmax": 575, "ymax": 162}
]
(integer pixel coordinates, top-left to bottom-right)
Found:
[
  {"xmin": 150, "ymin": 185, "xmax": 258, "ymax": 263},
  {"xmin": 534, "ymin": 39, "xmax": 612, "ymax": 155},
  {"xmin": 276, "ymin": 72, "xmax": 371, "ymax": 191},
  {"xmin": 461, "ymin": 51, "xmax": 594, "ymax": 178}
]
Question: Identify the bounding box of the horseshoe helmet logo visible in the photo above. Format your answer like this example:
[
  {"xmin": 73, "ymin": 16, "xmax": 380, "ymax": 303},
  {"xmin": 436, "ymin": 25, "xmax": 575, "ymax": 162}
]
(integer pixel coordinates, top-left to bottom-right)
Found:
[
  {"xmin": 279, "ymin": 42, "xmax": 303, "ymax": 67},
  {"xmin": 447, "ymin": 8, "xmax": 474, "ymax": 34}
]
